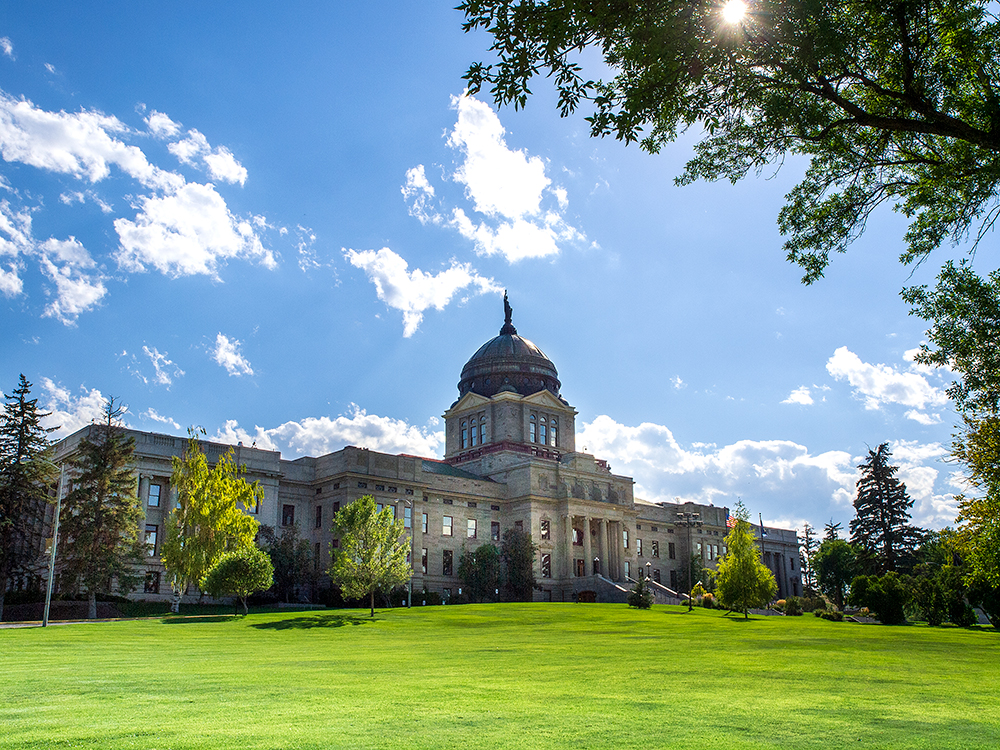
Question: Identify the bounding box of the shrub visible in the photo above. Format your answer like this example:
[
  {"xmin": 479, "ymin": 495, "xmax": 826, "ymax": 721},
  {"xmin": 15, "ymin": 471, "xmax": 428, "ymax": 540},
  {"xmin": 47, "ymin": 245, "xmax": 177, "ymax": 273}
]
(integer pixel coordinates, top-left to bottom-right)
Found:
[
  {"xmin": 701, "ymin": 592, "xmax": 715, "ymax": 609},
  {"xmin": 628, "ymin": 576, "xmax": 654, "ymax": 609},
  {"xmin": 849, "ymin": 573, "xmax": 909, "ymax": 625},
  {"xmin": 784, "ymin": 595, "xmax": 802, "ymax": 616},
  {"xmin": 691, "ymin": 582, "xmax": 707, "ymax": 600},
  {"xmin": 419, "ymin": 590, "xmax": 442, "ymax": 606},
  {"xmin": 801, "ymin": 596, "xmax": 826, "ymax": 612},
  {"xmin": 774, "ymin": 599, "xmax": 786, "ymax": 612},
  {"xmin": 820, "ymin": 610, "xmax": 844, "ymax": 622}
]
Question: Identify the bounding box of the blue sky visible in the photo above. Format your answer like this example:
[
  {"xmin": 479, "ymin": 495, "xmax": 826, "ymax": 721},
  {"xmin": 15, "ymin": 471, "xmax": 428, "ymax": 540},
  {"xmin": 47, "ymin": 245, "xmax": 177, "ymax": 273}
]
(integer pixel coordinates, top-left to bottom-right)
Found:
[{"xmin": 0, "ymin": 2, "xmax": 981, "ymax": 533}]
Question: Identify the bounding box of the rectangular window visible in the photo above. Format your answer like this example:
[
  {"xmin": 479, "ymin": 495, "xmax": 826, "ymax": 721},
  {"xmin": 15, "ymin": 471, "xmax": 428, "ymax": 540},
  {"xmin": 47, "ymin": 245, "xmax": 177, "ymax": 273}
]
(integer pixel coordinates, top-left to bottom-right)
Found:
[
  {"xmin": 539, "ymin": 423, "xmax": 547, "ymax": 445},
  {"xmin": 443, "ymin": 549, "xmax": 454, "ymax": 576},
  {"xmin": 467, "ymin": 518, "xmax": 477, "ymax": 539},
  {"xmin": 461, "ymin": 422, "xmax": 468, "ymax": 449},
  {"xmin": 315, "ymin": 505, "xmax": 322, "ymax": 529},
  {"xmin": 551, "ymin": 423, "xmax": 557, "ymax": 447},
  {"xmin": 422, "ymin": 512, "xmax": 428, "ymax": 533},
  {"xmin": 670, "ymin": 570, "xmax": 679, "ymax": 589},
  {"xmin": 575, "ymin": 559, "xmax": 585, "ymax": 577},
  {"xmin": 668, "ymin": 542, "xmax": 676, "ymax": 560},
  {"xmin": 652, "ymin": 540, "xmax": 660, "ymax": 558},
  {"xmin": 636, "ymin": 538, "xmax": 643, "ymax": 557},
  {"xmin": 333, "ymin": 501, "xmax": 340, "ymax": 514},
  {"xmin": 480, "ymin": 422, "xmax": 487, "ymax": 444},
  {"xmin": 358, "ymin": 481, "xmax": 367, "ymax": 489},
  {"xmin": 653, "ymin": 569, "xmax": 661, "ymax": 583},
  {"xmin": 698, "ymin": 542, "xmax": 704, "ymax": 559},
  {"xmin": 540, "ymin": 519, "xmax": 550, "ymax": 540},
  {"xmin": 470, "ymin": 422, "xmax": 477, "ymax": 446},
  {"xmin": 421, "ymin": 548, "xmax": 428, "ymax": 574},
  {"xmin": 529, "ymin": 420, "xmax": 536, "ymax": 443},
  {"xmin": 573, "ymin": 528, "xmax": 584, "ymax": 546},
  {"xmin": 148, "ymin": 483, "xmax": 161, "ymax": 507},
  {"xmin": 491, "ymin": 521, "xmax": 500, "ymax": 542},
  {"xmin": 442, "ymin": 515, "xmax": 453, "ymax": 536},
  {"xmin": 623, "ymin": 529, "xmax": 629, "ymax": 549},
  {"xmin": 314, "ymin": 542, "xmax": 321, "ymax": 569},
  {"xmin": 144, "ymin": 524, "xmax": 158, "ymax": 556},
  {"xmin": 541, "ymin": 553, "xmax": 551, "ymax": 578},
  {"xmin": 624, "ymin": 560, "xmax": 630, "ymax": 578},
  {"xmin": 404, "ymin": 506, "xmax": 412, "ymax": 529},
  {"xmin": 282, "ymin": 505, "xmax": 295, "ymax": 526},
  {"xmin": 144, "ymin": 571, "xmax": 160, "ymax": 594}
]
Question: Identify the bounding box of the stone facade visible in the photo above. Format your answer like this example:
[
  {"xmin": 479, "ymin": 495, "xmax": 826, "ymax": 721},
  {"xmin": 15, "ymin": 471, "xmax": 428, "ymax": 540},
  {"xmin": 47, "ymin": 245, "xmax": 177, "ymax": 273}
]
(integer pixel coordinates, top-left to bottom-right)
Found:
[{"xmin": 44, "ymin": 305, "xmax": 801, "ymax": 604}]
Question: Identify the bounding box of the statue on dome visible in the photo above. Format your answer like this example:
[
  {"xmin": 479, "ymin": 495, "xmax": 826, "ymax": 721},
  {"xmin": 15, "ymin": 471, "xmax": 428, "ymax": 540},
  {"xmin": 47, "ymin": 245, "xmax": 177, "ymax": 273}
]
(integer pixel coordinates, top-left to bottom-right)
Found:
[{"xmin": 503, "ymin": 291, "xmax": 513, "ymax": 327}]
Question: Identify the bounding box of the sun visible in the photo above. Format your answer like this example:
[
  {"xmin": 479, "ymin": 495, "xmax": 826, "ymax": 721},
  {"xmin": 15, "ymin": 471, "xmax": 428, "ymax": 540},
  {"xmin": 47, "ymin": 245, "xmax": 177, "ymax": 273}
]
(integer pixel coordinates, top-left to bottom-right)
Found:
[{"xmin": 721, "ymin": 0, "xmax": 748, "ymax": 24}]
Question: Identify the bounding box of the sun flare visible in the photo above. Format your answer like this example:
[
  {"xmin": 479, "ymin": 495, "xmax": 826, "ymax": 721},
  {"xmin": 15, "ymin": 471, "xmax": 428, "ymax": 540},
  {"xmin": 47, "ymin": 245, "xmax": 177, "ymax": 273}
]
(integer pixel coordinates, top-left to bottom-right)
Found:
[{"xmin": 722, "ymin": 0, "xmax": 747, "ymax": 23}]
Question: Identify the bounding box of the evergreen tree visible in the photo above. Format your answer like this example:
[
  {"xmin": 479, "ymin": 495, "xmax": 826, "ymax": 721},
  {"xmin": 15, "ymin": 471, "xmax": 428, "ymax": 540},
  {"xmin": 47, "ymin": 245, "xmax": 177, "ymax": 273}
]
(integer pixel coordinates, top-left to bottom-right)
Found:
[
  {"xmin": 800, "ymin": 523, "xmax": 818, "ymax": 591},
  {"xmin": 201, "ymin": 546, "xmax": 274, "ymax": 616},
  {"xmin": 627, "ymin": 574, "xmax": 653, "ymax": 609},
  {"xmin": 824, "ymin": 520, "xmax": 843, "ymax": 541},
  {"xmin": 715, "ymin": 501, "xmax": 777, "ymax": 618},
  {"xmin": 0, "ymin": 375, "xmax": 57, "ymax": 621},
  {"xmin": 500, "ymin": 526, "xmax": 537, "ymax": 602},
  {"xmin": 58, "ymin": 398, "xmax": 145, "ymax": 619},
  {"xmin": 160, "ymin": 431, "xmax": 261, "ymax": 612},
  {"xmin": 850, "ymin": 443, "xmax": 923, "ymax": 574},
  {"xmin": 458, "ymin": 543, "xmax": 501, "ymax": 603},
  {"xmin": 328, "ymin": 495, "xmax": 411, "ymax": 617}
]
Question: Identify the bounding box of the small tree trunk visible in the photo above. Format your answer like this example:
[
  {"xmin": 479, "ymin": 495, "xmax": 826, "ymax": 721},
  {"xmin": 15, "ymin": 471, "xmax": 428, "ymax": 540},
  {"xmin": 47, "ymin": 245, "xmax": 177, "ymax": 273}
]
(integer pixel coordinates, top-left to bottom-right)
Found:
[
  {"xmin": 171, "ymin": 585, "xmax": 181, "ymax": 613},
  {"xmin": 0, "ymin": 586, "xmax": 6, "ymax": 624},
  {"xmin": 88, "ymin": 590, "xmax": 97, "ymax": 620},
  {"xmin": 370, "ymin": 589, "xmax": 375, "ymax": 618},
  {"xmin": 242, "ymin": 596, "xmax": 248, "ymax": 616}
]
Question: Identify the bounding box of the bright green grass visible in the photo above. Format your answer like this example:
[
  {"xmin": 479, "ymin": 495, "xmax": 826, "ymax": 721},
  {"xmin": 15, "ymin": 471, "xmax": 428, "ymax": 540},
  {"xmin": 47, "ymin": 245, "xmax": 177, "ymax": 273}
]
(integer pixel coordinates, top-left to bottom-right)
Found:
[{"xmin": 1, "ymin": 604, "xmax": 997, "ymax": 749}]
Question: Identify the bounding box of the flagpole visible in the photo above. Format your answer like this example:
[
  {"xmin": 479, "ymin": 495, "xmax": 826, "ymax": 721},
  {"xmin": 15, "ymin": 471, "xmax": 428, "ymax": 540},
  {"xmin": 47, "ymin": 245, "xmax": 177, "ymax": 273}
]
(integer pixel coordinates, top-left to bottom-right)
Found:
[{"xmin": 43, "ymin": 464, "xmax": 65, "ymax": 628}]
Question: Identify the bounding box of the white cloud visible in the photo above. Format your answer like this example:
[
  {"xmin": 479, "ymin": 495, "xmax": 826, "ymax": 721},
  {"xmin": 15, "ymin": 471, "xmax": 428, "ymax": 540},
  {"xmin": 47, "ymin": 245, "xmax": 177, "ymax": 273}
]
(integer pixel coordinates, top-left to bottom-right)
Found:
[
  {"xmin": 146, "ymin": 110, "xmax": 181, "ymax": 139},
  {"xmin": 0, "ymin": 38, "xmax": 13, "ymax": 59},
  {"xmin": 213, "ymin": 332, "xmax": 254, "ymax": 377},
  {"xmin": 168, "ymin": 128, "xmax": 247, "ymax": 185},
  {"xmin": 826, "ymin": 346, "xmax": 948, "ymax": 422},
  {"xmin": 782, "ymin": 386, "xmax": 814, "ymax": 405},
  {"xmin": 400, "ymin": 95, "xmax": 584, "ymax": 263},
  {"xmin": 212, "ymin": 405, "xmax": 445, "ymax": 459},
  {"xmin": 345, "ymin": 247, "xmax": 501, "ymax": 337},
  {"xmin": 37, "ymin": 237, "xmax": 107, "ymax": 323},
  {"xmin": 143, "ymin": 345, "xmax": 184, "ymax": 387},
  {"xmin": 671, "ymin": 376, "xmax": 685, "ymax": 390},
  {"xmin": 39, "ymin": 378, "xmax": 110, "ymax": 438},
  {"xmin": 0, "ymin": 91, "xmax": 183, "ymax": 191},
  {"xmin": 114, "ymin": 182, "xmax": 274, "ymax": 278},
  {"xmin": 143, "ymin": 407, "xmax": 181, "ymax": 430}
]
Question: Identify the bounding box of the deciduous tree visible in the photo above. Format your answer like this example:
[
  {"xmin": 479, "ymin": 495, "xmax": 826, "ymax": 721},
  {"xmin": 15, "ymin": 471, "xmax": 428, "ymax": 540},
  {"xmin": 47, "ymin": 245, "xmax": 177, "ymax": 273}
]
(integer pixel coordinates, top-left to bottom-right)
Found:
[
  {"xmin": 715, "ymin": 501, "xmax": 777, "ymax": 618},
  {"xmin": 461, "ymin": 0, "xmax": 1000, "ymax": 284},
  {"xmin": 500, "ymin": 527, "xmax": 537, "ymax": 602},
  {"xmin": 850, "ymin": 443, "xmax": 923, "ymax": 574},
  {"xmin": 812, "ymin": 538, "xmax": 857, "ymax": 610},
  {"xmin": 259, "ymin": 524, "xmax": 316, "ymax": 603},
  {"xmin": 201, "ymin": 546, "xmax": 274, "ymax": 615},
  {"xmin": 160, "ymin": 432, "xmax": 261, "ymax": 612},
  {"xmin": 0, "ymin": 375, "xmax": 57, "ymax": 622},
  {"xmin": 328, "ymin": 495, "xmax": 411, "ymax": 617},
  {"xmin": 458, "ymin": 543, "xmax": 501, "ymax": 603},
  {"xmin": 58, "ymin": 398, "xmax": 145, "ymax": 619}
]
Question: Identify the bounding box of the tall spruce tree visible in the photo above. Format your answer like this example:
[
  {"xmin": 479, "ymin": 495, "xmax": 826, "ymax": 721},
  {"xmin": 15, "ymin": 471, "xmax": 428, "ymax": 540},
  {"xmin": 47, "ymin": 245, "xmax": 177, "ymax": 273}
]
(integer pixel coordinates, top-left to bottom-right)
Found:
[
  {"xmin": 59, "ymin": 398, "xmax": 145, "ymax": 619},
  {"xmin": 0, "ymin": 375, "xmax": 57, "ymax": 621},
  {"xmin": 800, "ymin": 523, "xmax": 818, "ymax": 591},
  {"xmin": 850, "ymin": 443, "xmax": 923, "ymax": 574}
]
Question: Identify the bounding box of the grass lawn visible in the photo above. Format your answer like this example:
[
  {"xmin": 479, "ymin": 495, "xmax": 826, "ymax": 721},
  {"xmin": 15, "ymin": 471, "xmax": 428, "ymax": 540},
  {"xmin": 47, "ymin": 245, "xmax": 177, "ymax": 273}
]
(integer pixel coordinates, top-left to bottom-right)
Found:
[{"xmin": 1, "ymin": 603, "xmax": 997, "ymax": 749}]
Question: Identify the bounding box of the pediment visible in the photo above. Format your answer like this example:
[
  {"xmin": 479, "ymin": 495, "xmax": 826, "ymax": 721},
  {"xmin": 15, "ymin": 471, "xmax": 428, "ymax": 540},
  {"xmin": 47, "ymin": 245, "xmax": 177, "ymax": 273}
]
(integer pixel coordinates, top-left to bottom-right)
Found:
[
  {"xmin": 523, "ymin": 389, "xmax": 576, "ymax": 413},
  {"xmin": 443, "ymin": 390, "xmax": 491, "ymax": 417}
]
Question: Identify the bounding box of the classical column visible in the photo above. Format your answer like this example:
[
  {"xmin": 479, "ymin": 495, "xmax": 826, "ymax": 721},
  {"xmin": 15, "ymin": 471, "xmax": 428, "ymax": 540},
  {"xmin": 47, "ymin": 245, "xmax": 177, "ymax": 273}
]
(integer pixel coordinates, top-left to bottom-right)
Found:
[
  {"xmin": 583, "ymin": 516, "xmax": 592, "ymax": 577},
  {"xmin": 597, "ymin": 518, "xmax": 607, "ymax": 577}
]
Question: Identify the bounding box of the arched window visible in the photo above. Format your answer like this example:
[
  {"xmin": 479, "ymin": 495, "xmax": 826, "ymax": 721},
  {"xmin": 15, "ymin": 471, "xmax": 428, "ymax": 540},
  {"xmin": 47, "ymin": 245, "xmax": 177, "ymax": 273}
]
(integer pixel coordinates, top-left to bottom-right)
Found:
[
  {"xmin": 461, "ymin": 421, "xmax": 468, "ymax": 449},
  {"xmin": 479, "ymin": 419, "xmax": 487, "ymax": 445},
  {"xmin": 470, "ymin": 418, "xmax": 477, "ymax": 447},
  {"xmin": 529, "ymin": 414, "xmax": 536, "ymax": 443},
  {"xmin": 550, "ymin": 419, "xmax": 558, "ymax": 447},
  {"xmin": 539, "ymin": 416, "xmax": 547, "ymax": 446}
]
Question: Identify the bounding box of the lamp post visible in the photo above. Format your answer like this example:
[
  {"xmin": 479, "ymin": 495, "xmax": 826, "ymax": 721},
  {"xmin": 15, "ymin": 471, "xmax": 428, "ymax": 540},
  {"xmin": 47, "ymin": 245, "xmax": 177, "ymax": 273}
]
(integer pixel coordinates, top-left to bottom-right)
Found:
[
  {"xmin": 675, "ymin": 510, "xmax": 702, "ymax": 612},
  {"xmin": 594, "ymin": 556, "xmax": 600, "ymax": 576},
  {"xmin": 645, "ymin": 560, "xmax": 651, "ymax": 580},
  {"xmin": 404, "ymin": 499, "xmax": 414, "ymax": 608}
]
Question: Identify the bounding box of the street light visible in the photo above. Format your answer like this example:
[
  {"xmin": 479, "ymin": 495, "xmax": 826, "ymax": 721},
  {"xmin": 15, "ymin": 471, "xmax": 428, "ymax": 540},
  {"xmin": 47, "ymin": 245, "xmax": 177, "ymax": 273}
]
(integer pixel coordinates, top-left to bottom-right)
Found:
[
  {"xmin": 675, "ymin": 510, "xmax": 703, "ymax": 612},
  {"xmin": 645, "ymin": 561, "xmax": 651, "ymax": 580},
  {"xmin": 594, "ymin": 556, "xmax": 600, "ymax": 576}
]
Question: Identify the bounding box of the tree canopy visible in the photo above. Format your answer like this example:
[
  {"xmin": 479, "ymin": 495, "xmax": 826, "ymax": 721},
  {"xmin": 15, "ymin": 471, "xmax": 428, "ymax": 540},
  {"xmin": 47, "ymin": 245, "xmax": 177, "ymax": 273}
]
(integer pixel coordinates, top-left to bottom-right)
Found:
[
  {"xmin": 461, "ymin": 0, "xmax": 1000, "ymax": 282},
  {"xmin": 500, "ymin": 526, "xmax": 537, "ymax": 601},
  {"xmin": 160, "ymin": 432, "xmax": 261, "ymax": 611},
  {"xmin": 58, "ymin": 398, "xmax": 145, "ymax": 619},
  {"xmin": 812, "ymin": 537, "xmax": 857, "ymax": 609},
  {"xmin": 201, "ymin": 546, "xmax": 274, "ymax": 615},
  {"xmin": 328, "ymin": 495, "xmax": 411, "ymax": 617},
  {"xmin": 0, "ymin": 375, "xmax": 56, "ymax": 621},
  {"xmin": 715, "ymin": 501, "xmax": 777, "ymax": 617},
  {"xmin": 458, "ymin": 542, "xmax": 502, "ymax": 602}
]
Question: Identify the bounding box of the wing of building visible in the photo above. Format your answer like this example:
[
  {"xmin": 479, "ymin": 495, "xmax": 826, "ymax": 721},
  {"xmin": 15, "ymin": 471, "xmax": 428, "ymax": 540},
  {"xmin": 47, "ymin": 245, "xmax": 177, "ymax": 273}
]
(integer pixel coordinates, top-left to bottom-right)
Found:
[{"xmin": 46, "ymin": 296, "xmax": 801, "ymax": 604}]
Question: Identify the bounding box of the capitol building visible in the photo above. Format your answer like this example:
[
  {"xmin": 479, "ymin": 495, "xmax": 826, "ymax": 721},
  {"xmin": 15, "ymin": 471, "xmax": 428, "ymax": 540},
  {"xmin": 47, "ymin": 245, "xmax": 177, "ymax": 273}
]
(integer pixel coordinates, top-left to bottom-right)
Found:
[{"xmin": 53, "ymin": 297, "xmax": 802, "ymax": 604}]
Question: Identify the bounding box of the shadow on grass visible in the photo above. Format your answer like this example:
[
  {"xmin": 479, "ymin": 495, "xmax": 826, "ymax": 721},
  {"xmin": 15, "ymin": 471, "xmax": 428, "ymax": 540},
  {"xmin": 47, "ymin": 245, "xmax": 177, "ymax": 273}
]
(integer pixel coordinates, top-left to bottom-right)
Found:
[{"xmin": 250, "ymin": 613, "xmax": 376, "ymax": 630}]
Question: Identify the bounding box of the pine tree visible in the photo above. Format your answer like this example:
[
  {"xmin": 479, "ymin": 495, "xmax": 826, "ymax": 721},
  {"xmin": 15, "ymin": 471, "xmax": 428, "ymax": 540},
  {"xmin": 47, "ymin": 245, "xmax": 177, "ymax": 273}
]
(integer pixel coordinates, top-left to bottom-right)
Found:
[
  {"xmin": 851, "ymin": 443, "xmax": 923, "ymax": 574},
  {"xmin": 715, "ymin": 501, "xmax": 777, "ymax": 618},
  {"xmin": 824, "ymin": 520, "xmax": 843, "ymax": 541},
  {"xmin": 58, "ymin": 398, "xmax": 145, "ymax": 619},
  {"xmin": 0, "ymin": 375, "xmax": 57, "ymax": 621},
  {"xmin": 160, "ymin": 431, "xmax": 261, "ymax": 612},
  {"xmin": 800, "ymin": 523, "xmax": 818, "ymax": 591},
  {"xmin": 627, "ymin": 574, "xmax": 653, "ymax": 609}
]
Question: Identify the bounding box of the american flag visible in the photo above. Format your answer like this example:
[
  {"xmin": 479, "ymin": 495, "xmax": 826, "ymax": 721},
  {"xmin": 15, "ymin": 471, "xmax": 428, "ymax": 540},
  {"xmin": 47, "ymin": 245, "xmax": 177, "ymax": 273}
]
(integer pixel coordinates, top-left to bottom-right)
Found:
[{"xmin": 726, "ymin": 514, "xmax": 736, "ymax": 528}]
